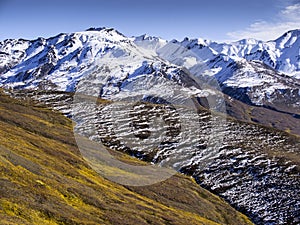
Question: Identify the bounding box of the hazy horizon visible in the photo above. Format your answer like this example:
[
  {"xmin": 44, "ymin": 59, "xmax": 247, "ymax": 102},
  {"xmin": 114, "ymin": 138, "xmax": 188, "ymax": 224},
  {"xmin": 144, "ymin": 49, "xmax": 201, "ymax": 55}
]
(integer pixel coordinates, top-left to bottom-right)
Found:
[{"xmin": 0, "ymin": 0, "xmax": 299, "ymax": 42}]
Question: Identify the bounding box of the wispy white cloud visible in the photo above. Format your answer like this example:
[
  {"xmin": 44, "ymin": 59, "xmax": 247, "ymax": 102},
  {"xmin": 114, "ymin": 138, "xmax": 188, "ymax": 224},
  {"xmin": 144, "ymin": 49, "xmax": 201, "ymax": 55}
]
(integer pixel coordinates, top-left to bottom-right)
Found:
[{"xmin": 227, "ymin": 3, "xmax": 300, "ymax": 41}]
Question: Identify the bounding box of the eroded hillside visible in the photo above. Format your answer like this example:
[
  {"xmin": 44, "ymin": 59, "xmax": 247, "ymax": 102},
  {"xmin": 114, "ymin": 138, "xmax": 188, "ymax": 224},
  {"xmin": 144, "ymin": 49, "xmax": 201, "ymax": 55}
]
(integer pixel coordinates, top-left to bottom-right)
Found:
[{"xmin": 0, "ymin": 90, "xmax": 253, "ymax": 225}]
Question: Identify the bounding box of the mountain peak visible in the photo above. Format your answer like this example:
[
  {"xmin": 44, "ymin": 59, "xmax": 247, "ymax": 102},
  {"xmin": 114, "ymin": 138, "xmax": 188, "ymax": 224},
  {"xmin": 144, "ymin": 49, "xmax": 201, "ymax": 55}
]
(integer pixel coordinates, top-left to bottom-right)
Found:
[
  {"xmin": 284, "ymin": 29, "xmax": 300, "ymax": 37},
  {"xmin": 274, "ymin": 28, "xmax": 300, "ymax": 49},
  {"xmin": 83, "ymin": 27, "xmax": 126, "ymax": 38},
  {"xmin": 235, "ymin": 38, "xmax": 259, "ymax": 45},
  {"xmin": 134, "ymin": 34, "xmax": 161, "ymax": 41},
  {"xmin": 85, "ymin": 27, "xmax": 107, "ymax": 32}
]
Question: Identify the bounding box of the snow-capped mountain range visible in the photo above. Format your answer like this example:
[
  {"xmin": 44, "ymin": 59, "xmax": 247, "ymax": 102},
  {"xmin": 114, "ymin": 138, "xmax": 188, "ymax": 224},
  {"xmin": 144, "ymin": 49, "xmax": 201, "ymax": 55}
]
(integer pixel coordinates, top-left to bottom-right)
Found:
[
  {"xmin": 0, "ymin": 27, "xmax": 299, "ymax": 115},
  {"xmin": 1, "ymin": 28, "xmax": 300, "ymax": 224}
]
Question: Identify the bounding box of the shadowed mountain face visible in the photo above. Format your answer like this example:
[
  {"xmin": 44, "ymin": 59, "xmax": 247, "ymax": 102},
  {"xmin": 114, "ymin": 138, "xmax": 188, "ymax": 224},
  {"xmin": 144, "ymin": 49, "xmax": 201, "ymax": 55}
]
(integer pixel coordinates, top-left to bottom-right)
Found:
[{"xmin": 0, "ymin": 90, "xmax": 253, "ymax": 225}]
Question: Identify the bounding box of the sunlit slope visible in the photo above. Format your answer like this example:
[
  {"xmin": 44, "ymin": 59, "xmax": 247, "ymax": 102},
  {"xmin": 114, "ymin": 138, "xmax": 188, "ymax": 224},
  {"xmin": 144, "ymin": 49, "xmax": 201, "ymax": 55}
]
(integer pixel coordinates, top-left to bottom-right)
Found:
[{"xmin": 0, "ymin": 90, "xmax": 253, "ymax": 225}]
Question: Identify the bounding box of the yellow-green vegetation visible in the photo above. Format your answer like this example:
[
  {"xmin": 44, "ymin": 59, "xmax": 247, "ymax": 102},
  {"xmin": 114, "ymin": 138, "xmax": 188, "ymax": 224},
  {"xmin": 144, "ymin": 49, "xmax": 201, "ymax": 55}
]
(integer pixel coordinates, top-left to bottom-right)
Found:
[{"xmin": 0, "ymin": 90, "xmax": 253, "ymax": 225}]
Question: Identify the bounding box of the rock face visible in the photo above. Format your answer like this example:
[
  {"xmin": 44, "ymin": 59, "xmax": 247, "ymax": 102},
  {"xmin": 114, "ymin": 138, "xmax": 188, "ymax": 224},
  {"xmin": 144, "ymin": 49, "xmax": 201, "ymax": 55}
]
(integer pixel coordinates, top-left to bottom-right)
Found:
[{"xmin": 1, "ymin": 28, "xmax": 300, "ymax": 224}]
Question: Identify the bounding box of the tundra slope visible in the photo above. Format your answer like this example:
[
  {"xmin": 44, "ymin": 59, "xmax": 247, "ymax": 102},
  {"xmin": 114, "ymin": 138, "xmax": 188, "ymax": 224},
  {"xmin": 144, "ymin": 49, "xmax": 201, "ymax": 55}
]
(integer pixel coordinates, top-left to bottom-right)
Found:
[
  {"xmin": 8, "ymin": 83, "xmax": 300, "ymax": 225},
  {"xmin": 0, "ymin": 90, "xmax": 254, "ymax": 225}
]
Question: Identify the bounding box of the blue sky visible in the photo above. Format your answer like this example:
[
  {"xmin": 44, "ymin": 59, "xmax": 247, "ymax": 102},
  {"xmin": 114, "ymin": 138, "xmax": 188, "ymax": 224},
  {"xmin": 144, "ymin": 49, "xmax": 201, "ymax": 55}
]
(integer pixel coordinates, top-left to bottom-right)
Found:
[{"xmin": 0, "ymin": 0, "xmax": 299, "ymax": 42}]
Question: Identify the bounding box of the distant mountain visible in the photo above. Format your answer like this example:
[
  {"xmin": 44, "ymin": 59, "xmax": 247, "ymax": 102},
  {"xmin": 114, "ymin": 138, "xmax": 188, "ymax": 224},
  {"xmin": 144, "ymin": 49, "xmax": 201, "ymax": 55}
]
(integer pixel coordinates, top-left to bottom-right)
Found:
[
  {"xmin": 1, "ymin": 27, "xmax": 299, "ymax": 135},
  {"xmin": 135, "ymin": 30, "xmax": 300, "ymax": 117},
  {"xmin": 148, "ymin": 29, "xmax": 300, "ymax": 77},
  {"xmin": 1, "ymin": 27, "xmax": 299, "ymax": 89}
]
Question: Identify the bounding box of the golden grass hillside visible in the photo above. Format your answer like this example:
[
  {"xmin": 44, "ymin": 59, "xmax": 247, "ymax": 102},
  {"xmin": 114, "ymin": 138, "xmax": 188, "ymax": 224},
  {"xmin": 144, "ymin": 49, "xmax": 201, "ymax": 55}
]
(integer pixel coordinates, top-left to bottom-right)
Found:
[{"xmin": 0, "ymin": 90, "xmax": 253, "ymax": 225}]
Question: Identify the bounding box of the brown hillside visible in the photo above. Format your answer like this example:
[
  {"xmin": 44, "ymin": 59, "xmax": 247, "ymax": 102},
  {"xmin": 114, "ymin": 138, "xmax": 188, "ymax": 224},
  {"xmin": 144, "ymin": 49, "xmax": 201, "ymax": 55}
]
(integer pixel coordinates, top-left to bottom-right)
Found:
[{"xmin": 0, "ymin": 90, "xmax": 253, "ymax": 225}]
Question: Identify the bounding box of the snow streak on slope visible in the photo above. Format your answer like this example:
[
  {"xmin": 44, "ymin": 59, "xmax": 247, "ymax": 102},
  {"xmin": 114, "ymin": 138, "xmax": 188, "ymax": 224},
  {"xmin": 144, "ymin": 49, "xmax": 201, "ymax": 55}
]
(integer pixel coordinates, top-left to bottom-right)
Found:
[{"xmin": 8, "ymin": 89, "xmax": 300, "ymax": 225}]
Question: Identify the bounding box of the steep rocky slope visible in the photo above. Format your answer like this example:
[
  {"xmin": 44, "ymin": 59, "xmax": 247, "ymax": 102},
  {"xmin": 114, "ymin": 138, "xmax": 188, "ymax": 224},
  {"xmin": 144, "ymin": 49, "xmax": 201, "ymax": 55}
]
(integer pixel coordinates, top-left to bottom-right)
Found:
[
  {"xmin": 0, "ymin": 90, "xmax": 253, "ymax": 225},
  {"xmin": 6, "ymin": 89, "xmax": 300, "ymax": 225}
]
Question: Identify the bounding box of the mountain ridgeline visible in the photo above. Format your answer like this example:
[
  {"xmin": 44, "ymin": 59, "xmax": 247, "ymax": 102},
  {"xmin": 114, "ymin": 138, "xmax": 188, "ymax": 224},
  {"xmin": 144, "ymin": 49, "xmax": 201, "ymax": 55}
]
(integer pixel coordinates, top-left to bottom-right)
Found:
[
  {"xmin": 0, "ymin": 28, "xmax": 300, "ymax": 224},
  {"xmin": 0, "ymin": 27, "xmax": 300, "ymax": 135}
]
